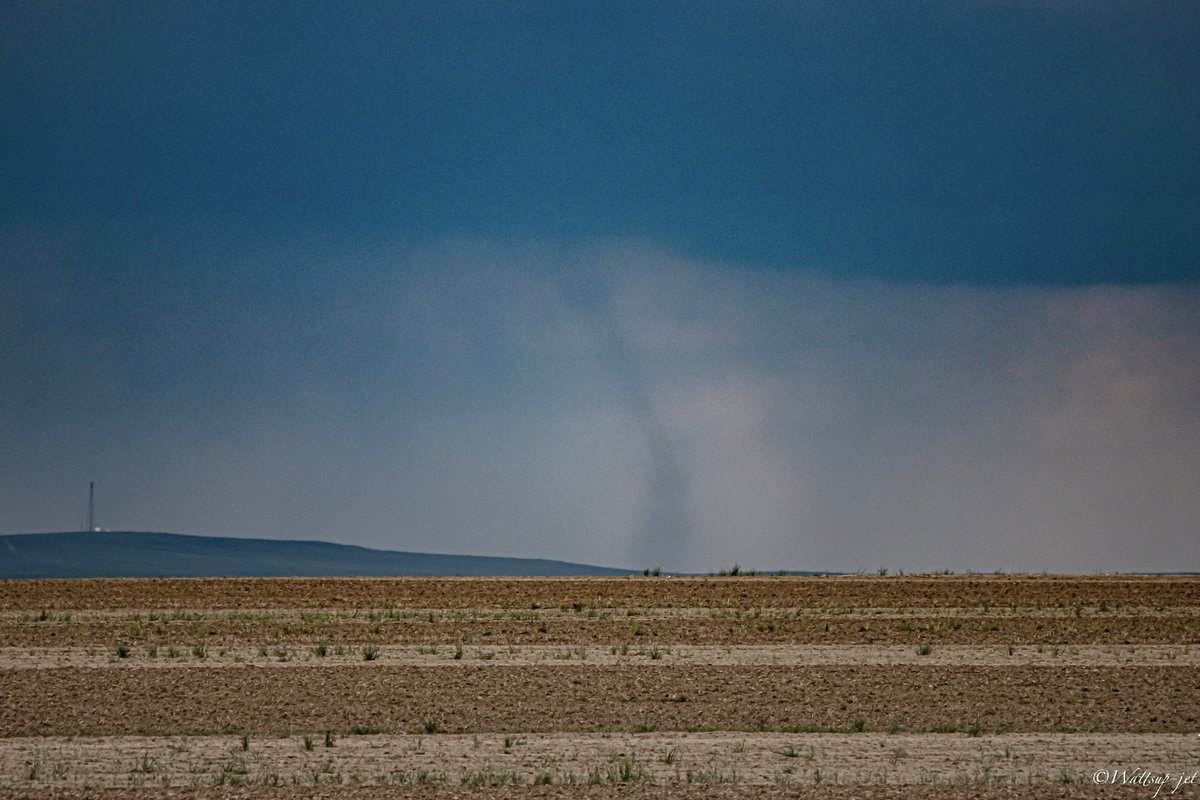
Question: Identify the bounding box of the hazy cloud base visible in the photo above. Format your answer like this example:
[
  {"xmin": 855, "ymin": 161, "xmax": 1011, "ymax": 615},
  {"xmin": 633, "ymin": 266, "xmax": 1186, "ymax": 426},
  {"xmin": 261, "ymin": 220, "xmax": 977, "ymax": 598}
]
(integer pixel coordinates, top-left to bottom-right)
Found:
[{"xmin": 3, "ymin": 236, "xmax": 1198, "ymax": 572}]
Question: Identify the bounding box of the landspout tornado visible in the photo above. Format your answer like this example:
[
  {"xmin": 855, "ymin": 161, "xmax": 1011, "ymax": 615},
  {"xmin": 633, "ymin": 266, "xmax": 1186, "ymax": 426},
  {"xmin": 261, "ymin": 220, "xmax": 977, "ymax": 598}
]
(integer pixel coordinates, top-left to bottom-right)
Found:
[
  {"xmin": 605, "ymin": 343, "xmax": 692, "ymax": 569},
  {"xmin": 567, "ymin": 268, "xmax": 693, "ymax": 570},
  {"xmin": 633, "ymin": 414, "xmax": 691, "ymax": 569}
]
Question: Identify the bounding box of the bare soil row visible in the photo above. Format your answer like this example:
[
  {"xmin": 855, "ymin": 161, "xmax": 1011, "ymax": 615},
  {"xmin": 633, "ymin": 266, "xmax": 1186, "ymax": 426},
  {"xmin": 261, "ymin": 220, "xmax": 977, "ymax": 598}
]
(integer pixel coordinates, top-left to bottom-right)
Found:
[
  {"xmin": 2, "ymin": 575, "xmax": 1196, "ymax": 612},
  {"xmin": 2, "ymin": 612, "xmax": 1195, "ymax": 647},
  {"xmin": 3, "ymin": 732, "xmax": 1197, "ymax": 791},
  {"xmin": 3, "ymin": 663, "xmax": 1196, "ymax": 737},
  {"xmin": 2, "ymin": 644, "xmax": 1196, "ymax": 670},
  {"xmin": 0, "ymin": 782, "xmax": 1169, "ymax": 799}
]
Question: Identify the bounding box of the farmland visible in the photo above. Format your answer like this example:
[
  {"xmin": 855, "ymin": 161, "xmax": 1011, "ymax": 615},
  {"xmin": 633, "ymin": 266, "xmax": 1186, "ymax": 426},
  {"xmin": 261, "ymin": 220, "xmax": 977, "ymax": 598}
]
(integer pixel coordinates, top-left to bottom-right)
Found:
[{"xmin": 0, "ymin": 574, "xmax": 1197, "ymax": 798}]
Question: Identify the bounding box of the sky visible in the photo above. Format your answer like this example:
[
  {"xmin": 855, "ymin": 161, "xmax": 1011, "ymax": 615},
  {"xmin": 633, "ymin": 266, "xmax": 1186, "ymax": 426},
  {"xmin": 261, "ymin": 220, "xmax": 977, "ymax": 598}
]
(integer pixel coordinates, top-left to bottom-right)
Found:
[{"xmin": 2, "ymin": 1, "xmax": 1198, "ymax": 573}]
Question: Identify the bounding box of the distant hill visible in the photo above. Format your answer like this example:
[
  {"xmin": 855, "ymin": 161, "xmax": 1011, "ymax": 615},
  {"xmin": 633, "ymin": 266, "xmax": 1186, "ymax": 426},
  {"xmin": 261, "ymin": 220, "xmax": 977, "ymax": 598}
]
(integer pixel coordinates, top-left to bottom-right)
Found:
[{"xmin": 0, "ymin": 531, "xmax": 637, "ymax": 579}]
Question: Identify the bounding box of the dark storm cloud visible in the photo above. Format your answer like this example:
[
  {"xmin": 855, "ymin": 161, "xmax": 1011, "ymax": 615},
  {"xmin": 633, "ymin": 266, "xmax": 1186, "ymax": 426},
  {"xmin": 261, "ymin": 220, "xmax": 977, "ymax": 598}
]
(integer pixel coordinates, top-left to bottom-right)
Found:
[{"xmin": 2, "ymin": 2, "xmax": 1198, "ymax": 283}]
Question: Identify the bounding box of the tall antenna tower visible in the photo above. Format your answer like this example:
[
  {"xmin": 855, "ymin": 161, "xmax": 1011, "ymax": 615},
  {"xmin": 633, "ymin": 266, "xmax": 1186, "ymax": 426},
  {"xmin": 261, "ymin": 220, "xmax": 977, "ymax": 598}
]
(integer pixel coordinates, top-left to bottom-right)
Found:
[{"xmin": 87, "ymin": 481, "xmax": 95, "ymax": 532}]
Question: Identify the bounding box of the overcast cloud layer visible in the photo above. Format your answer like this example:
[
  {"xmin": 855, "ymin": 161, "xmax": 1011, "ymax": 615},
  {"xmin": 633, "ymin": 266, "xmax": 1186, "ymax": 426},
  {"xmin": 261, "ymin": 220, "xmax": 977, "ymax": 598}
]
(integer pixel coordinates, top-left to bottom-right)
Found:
[
  {"xmin": 3, "ymin": 3, "xmax": 1198, "ymax": 573},
  {"xmin": 3, "ymin": 237, "xmax": 1197, "ymax": 573}
]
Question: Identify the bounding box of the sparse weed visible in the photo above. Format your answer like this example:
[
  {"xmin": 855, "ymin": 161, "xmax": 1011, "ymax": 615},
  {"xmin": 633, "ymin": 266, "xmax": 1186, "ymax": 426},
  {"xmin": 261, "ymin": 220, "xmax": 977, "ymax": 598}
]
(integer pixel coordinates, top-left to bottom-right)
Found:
[
  {"xmin": 600, "ymin": 754, "xmax": 650, "ymax": 783},
  {"xmin": 460, "ymin": 767, "xmax": 522, "ymax": 786},
  {"xmin": 686, "ymin": 766, "xmax": 739, "ymax": 783}
]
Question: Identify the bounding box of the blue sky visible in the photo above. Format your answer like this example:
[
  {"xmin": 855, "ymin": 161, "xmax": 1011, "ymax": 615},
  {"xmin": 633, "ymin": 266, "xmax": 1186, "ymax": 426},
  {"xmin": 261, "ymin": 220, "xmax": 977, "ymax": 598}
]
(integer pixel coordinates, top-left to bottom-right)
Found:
[{"xmin": 2, "ymin": 2, "xmax": 1198, "ymax": 571}]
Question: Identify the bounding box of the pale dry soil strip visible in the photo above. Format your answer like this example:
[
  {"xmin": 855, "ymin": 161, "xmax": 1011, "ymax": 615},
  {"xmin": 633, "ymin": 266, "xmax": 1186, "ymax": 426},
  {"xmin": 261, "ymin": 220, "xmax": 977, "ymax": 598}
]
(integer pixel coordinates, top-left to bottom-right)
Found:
[
  {"xmin": 2, "ymin": 732, "xmax": 1197, "ymax": 790},
  {"xmin": 2, "ymin": 644, "xmax": 1196, "ymax": 670},
  {"xmin": 6, "ymin": 605, "xmax": 1199, "ymax": 623}
]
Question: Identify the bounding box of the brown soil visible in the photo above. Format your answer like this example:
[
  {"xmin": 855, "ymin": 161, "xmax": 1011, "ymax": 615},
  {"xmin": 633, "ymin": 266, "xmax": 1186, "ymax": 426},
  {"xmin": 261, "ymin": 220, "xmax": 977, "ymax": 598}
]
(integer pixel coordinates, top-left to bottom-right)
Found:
[
  {"xmin": 3, "ymin": 610, "xmax": 1196, "ymax": 648},
  {"xmin": 3, "ymin": 663, "xmax": 1197, "ymax": 737},
  {"xmin": 1, "ymin": 575, "xmax": 1197, "ymax": 798},
  {"xmin": 2, "ymin": 732, "xmax": 1196, "ymax": 791},
  {"xmin": 2, "ymin": 643, "xmax": 1196, "ymax": 671},
  {"xmin": 1, "ymin": 575, "xmax": 1196, "ymax": 612}
]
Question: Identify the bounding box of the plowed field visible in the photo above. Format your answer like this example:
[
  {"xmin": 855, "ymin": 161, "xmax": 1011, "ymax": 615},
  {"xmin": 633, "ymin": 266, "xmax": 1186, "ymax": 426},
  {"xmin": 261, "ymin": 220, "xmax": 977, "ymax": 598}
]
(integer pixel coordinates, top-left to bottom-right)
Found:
[{"xmin": 1, "ymin": 575, "xmax": 1197, "ymax": 799}]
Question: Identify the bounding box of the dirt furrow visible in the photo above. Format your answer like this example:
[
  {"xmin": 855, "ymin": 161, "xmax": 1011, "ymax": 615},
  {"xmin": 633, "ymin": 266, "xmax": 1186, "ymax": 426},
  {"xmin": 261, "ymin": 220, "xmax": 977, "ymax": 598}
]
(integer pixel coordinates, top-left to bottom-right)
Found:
[
  {"xmin": 3, "ymin": 613, "xmax": 1195, "ymax": 647},
  {"xmin": 2, "ymin": 576, "xmax": 1196, "ymax": 613},
  {"xmin": 3, "ymin": 732, "xmax": 1197, "ymax": 790},
  {"xmin": 2, "ymin": 644, "xmax": 1197, "ymax": 670},
  {"xmin": 3, "ymin": 664, "xmax": 1196, "ymax": 737}
]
